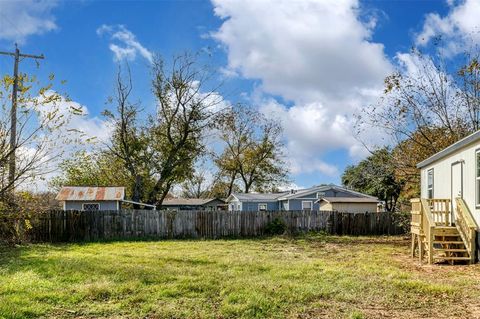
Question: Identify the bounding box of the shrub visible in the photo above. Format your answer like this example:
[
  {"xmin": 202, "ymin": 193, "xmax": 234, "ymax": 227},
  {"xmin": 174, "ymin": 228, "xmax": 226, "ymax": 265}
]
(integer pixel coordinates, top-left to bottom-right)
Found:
[{"xmin": 264, "ymin": 217, "xmax": 287, "ymax": 235}]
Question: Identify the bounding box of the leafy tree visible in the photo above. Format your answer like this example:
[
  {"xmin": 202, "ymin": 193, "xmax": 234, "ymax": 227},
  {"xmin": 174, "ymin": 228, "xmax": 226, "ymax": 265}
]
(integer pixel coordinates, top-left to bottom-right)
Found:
[
  {"xmin": 50, "ymin": 151, "xmax": 130, "ymax": 190},
  {"xmin": 180, "ymin": 170, "xmax": 212, "ymax": 198},
  {"xmin": 215, "ymin": 105, "xmax": 288, "ymax": 193},
  {"xmin": 356, "ymin": 45, "xmax": 480, "ymax": 197},
  {"xmin": 208, "ymin": 178, "xmax": 241, "ymax": 199},
  {"xmin": 342, "ymin": 148, "xmax": 403, "ymax": 212}
]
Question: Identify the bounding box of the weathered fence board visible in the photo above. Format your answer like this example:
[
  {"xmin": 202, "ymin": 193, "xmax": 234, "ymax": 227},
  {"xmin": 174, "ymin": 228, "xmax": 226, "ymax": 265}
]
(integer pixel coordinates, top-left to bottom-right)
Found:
[{"xmin": 26, "ymin": 210, "xmax": 406, "ymax": 243}]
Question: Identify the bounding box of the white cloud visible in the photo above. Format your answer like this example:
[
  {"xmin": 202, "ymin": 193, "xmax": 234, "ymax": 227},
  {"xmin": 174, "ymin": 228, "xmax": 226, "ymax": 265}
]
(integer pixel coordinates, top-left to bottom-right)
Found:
[
  {"xmin": 0, "ymin": 0, "xmax": 58, "ymax": 43},
  {"xmin": 211, "ymin": 0, "xmax": 392, "ymax": 176},
  {"xmin": 277, "ymin": 182, "xmax": 305, "ymax": 192},
  {"xmin": 212, "ymin": 0, "xmax": 391, "ymax": 105},
  {"xmin": 15, "ymin": 91, "xmax": 113, "ymax": 192},
  {"xmin": 97, "ymin": 24, "xmax": 153, "ymax": 63},
  {"xmin": 416, "ymin": 0, "xmax": 480, "ymax": 53}
]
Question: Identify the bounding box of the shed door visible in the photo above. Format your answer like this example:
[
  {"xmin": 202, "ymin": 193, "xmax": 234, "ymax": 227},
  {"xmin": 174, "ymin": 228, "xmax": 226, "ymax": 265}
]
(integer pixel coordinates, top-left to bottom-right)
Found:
[{"xmin": 451, "ymin": 161, "xmax": 463, "ymax": 219}]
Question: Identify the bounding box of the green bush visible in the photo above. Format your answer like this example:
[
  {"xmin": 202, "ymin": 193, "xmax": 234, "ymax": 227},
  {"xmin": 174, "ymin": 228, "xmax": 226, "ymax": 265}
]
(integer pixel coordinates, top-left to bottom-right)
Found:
[{"xmin": 264, "ymin": 217, "xmax": 287, "ymax": 235}]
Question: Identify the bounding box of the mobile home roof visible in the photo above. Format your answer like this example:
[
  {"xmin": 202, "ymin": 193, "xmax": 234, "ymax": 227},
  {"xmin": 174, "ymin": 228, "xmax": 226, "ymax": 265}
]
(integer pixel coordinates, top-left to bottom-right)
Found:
[{"xmin": 417, "ymin": 130, "xmax": 480, "ymax": 169}]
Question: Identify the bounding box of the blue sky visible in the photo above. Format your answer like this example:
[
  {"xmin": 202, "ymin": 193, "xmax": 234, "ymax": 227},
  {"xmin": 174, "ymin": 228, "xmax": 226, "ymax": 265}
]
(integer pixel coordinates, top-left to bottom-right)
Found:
[{"xmin": 0, "ymin": 0, "xmax": 476, "ymax": 191}]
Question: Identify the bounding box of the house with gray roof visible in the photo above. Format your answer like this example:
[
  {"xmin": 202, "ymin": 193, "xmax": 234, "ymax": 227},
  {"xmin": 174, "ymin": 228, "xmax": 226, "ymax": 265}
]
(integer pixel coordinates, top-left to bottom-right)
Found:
[
  {"xmin": 161, "ymin": 198, "xmax": 227, "ymax": 211},
  {"xmin": 226, "ymin": 185, "xmax": 378, "ymax": 212}
]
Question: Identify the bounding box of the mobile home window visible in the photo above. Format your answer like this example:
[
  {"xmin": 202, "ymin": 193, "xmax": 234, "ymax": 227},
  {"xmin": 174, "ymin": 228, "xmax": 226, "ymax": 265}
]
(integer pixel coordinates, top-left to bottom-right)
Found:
[
  {"xmin": 302, "ymin": 201, "xmax": 312, "ymax": 211},
  {"xmin": 427, "ymin": 169, "xmax": 434, "ymax": 199},
  {"xmin": 258, "ymin": 203, "xmax": 267, "ymax": 211},
  {"xmin": 476, "ymin": 150, "xmax": 480, "ymax": 206}
]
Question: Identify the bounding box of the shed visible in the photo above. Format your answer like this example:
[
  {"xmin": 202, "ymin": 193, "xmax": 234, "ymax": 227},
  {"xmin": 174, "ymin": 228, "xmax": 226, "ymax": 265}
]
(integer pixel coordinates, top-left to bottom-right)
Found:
[
  {"xmin": 56, "ymin": 186, "xmax": 156, "ymax": 211},
  {"xmin": 161, "ymin": 198, "xmax": 227, "ymax": 211},
  {"xmin": 56, "ymin": 186, "xmax": 124, "ymax": 211},
  {"xmin": 317, "ymin": 197, "xmax": 379, "ymax": 213}
]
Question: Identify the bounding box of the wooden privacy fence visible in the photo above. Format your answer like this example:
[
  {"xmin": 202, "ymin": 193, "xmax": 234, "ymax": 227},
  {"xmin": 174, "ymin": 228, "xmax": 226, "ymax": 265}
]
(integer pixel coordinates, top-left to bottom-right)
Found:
[{"xmin": 26, "ymin": 210, "xmax": 406, "ymax": 242}]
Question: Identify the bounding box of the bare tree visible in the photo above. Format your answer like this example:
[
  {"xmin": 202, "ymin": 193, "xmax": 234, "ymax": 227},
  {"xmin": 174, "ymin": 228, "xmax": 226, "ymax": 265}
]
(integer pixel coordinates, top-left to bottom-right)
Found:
[
  {"xmin": 102, "ymin": 67, "xmax": 152, "ymax": 206},
  {"xmin": 0, "ymin": 73, "xmax": 81, "ymax": 205}
]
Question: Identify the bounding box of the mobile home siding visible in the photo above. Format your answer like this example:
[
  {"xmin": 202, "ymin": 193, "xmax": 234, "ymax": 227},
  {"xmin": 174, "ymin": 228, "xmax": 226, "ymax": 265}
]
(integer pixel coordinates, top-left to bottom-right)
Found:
[
  {"xmin": 420, "ymin": 141, "xmax": 480, "ymax": 225},
  {"xmin": 288, "ymin": 199, "xmax": 319, "ymax": 211},
  {"xmin": 241, "ymin": 201, "xmax": 279, "ymax": 211},
  {"xmin": 320, "ymin": 202, "xmax": 377, "ymax": 213},
  {"xmin": 287, "ymin": 189, "xmax": 360, "ymax": 211}
]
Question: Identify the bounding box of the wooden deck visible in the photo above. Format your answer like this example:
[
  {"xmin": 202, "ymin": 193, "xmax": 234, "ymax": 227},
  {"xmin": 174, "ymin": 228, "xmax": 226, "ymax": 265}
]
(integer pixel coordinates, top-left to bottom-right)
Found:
[{"xmin": 411, "ymin": 198, "xmax": 477, "ymax": 264}]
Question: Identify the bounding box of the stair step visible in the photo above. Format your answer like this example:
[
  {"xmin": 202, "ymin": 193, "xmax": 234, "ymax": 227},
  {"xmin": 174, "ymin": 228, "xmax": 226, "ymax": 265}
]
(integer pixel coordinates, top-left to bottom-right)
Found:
[
  {"xmin": 434, "ymin": 229, "xmax": 460, "ymax": 236},
  {"xmin": 433, "ymin": 256, "xmax": 471, "ymax": 261},
  {"xmin": 433, "ymin": 241, "xmax": 464, "ymax": 244},
  {"xmin": 433, "ymin": 248, "xmax": 468, "ymax": 252}
]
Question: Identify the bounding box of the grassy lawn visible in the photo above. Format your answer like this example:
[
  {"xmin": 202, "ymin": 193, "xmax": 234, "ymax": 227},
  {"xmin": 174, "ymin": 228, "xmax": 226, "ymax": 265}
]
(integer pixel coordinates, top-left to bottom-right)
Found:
[{"xmin": 1, "ymin": 234, "xmax": 480, "ymax": 319}]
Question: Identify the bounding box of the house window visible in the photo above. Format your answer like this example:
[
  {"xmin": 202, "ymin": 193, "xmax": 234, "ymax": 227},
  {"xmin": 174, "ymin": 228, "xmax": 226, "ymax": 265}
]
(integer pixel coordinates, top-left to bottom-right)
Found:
[
  {"xmin": 427, "ymin": 168, "xmax": 434, "ymax": 199},
  {"xmin": 302, "ymin": 201, "xmax": 312, "ymax": 211},
  {"xmin": 82, "ymin": 203, "xmax": 100, "ymax": 211},
  {"xmin": 258, "ymin": 203, "xmax": 267, "ymax": 211},
  {"xmin": 316, "ymin": 192, "xmax": 325, "ymax": 199},
  {"xmin": 476, "ymin": 151, "xmax": 480, "ymax": 206}
]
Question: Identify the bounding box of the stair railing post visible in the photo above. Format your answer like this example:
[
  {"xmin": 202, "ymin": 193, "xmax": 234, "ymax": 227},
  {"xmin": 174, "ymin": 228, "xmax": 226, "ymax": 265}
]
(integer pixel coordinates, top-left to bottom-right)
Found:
[{"xmin": 429, "ymin": 225, "xmax": 435, "ymax": 264}]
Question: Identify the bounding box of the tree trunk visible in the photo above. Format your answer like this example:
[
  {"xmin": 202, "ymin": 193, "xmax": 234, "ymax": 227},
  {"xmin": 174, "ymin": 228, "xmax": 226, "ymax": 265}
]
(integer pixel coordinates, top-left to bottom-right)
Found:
[
  {"xmin": 132, "ymin": 175, "xmax": 143, "ymax": 209},
  {"xmin": 227, "ymin": 171, "xmax": 236, "ymax": 196}
]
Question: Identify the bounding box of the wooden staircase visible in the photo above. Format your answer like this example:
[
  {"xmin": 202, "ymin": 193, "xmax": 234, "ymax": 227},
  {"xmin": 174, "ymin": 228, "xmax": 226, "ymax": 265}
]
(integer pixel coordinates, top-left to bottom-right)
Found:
[{"xmin": 411, "ymin": 198, "xmax": 477, "ymax": 265}]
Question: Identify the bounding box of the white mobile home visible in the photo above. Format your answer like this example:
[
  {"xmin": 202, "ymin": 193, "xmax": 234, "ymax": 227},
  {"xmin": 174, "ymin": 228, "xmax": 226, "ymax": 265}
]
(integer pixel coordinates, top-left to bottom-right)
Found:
[
  {"xmin": 412, "ymin": 131, "xmax": 480, "ymax": 264},
  {"xmin": 418, "ymin": 131, "xmax": 480, "ymax": 221}
]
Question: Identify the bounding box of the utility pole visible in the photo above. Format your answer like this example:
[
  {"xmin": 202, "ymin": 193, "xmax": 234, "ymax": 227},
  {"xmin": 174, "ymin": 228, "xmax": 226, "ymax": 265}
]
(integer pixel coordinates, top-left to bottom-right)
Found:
[{"xmin": 0, "ymin": 44, "xmax": 44, "ymax": 202}]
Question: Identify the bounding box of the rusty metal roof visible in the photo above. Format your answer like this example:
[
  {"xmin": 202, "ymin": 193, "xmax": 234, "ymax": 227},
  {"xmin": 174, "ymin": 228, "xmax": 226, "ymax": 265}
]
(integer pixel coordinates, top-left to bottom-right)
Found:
[{"xmin": 56, "ymin": 187, "xmax": 125, "ymax": 201}]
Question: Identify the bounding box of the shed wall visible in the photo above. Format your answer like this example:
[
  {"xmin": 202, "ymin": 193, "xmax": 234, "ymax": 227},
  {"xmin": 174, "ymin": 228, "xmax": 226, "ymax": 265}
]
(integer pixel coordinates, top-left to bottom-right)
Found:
[{"xmin": 64, "ymin": 201, "xmax": 119, "ymax": 211}]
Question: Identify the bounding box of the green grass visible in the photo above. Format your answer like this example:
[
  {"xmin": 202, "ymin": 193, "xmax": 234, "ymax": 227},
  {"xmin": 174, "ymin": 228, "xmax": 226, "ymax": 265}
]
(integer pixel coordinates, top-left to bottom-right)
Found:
[{"xmin": 1, "ymin": 234, "xmax": 480, "ymax": 318}]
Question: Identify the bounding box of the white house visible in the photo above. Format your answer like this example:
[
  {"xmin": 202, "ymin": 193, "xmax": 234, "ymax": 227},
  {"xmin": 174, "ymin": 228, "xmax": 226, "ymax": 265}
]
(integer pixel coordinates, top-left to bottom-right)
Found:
[{"xmin": 412, "ymin": 130, "xmax": 480, "ymax": 264}]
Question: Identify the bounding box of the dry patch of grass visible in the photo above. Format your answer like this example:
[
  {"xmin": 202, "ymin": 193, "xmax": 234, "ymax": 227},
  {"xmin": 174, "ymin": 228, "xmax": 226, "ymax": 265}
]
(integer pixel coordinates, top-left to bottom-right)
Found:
[{"xmin": 1, "ymin": 234, "xmax": 480, "ymax": 318}]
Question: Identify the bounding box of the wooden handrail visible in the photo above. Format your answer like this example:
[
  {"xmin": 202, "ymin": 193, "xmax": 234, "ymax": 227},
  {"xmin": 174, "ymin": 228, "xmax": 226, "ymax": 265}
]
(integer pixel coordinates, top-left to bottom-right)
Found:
[
  {"xmin": 426, "ymin": 198, "xmax": 451, "ymax": 226},
  {"xmin": 456, "ymin": 198, "xmax": 477, "ymax": 229},
  {"xmin": 420, "ymin": 198, "xmax": 435, "ymax": 227},
  {"xmin": 455, "ymin": 198, "xmax": 477, "ymax": 263},
  {"xmin": 420, "ymin": 198, "xmax": 436, "ymax": 264},
  {"xmin": 412, "ymin": 197, "xmax": 477, "ymax": 264}
]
